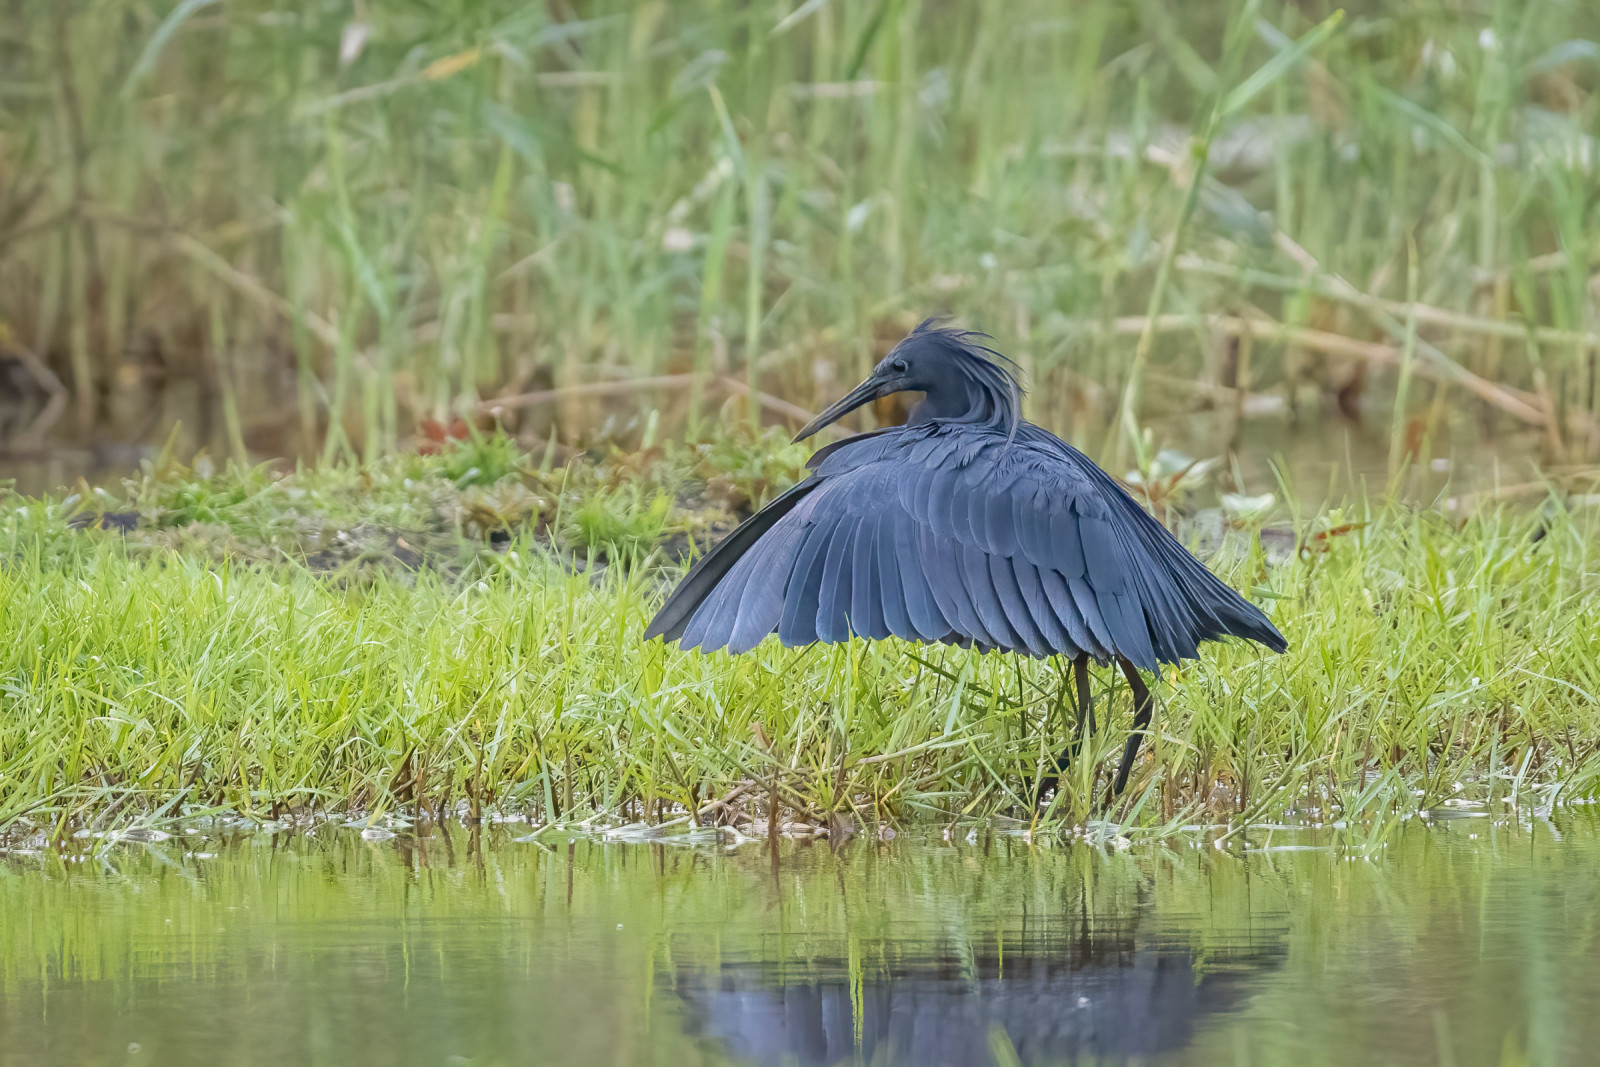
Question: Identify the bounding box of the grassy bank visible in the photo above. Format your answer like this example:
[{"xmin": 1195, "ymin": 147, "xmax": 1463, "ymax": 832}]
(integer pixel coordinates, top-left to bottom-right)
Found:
[
  {"xmin": 2, "ymin": 439, "xmax": 1599, "ymax": 844},
  {"xmin": 2, "ymin": 1, "xmax": 1597, "ymax": 470}
]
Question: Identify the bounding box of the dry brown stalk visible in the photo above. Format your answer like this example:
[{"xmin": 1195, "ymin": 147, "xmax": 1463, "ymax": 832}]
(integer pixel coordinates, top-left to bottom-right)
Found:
[
  {"xmin": 1179, "ymin": 252, "xmax": 1600, "ymax": 353},
  {"xmin": 0, "ymin": 338, "xmax": 68, "ymax": 447},
  {"xmin": 1107, "ymin": 313, "xmax": 1549, "ymax": 426},
  {"xmin": 715, "ymin": 375, "xmax": 831, "ymax": 429},
  {"xmin": 480, "ymin": 372, "xmax": 851, "ymax": 439},
  {"xmin": 171, "ymin": 232, "xmax": 342, "ymax": 349},
  {"xmin": 479, "ymin": 373, "xmax": 701, "ymax": 413}
]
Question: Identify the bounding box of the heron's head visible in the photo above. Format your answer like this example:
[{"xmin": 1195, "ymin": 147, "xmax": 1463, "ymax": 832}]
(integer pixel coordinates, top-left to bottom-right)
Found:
[{"xmin": 794, "ymin": 320, "xmax": 1023, "ymax": 442}]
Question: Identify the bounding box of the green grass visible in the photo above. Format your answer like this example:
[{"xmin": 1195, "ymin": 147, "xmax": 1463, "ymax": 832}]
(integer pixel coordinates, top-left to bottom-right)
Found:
[
  {"xmin": 2, "ymin": 0, "xmax": 1599, "ymax": 844},
  {"xmin": 2, "ymin": 444, "xmax": 1598, "ymax": 843},
  {"xmin": 1, "ymin": 0, "xmax": 1597, "ymax": 469}
]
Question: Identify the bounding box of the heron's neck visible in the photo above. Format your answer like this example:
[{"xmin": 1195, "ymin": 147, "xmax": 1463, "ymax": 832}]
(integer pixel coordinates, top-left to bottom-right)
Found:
[{"xmin": 906, "ymin": 370, "xmax": 1017, "ymax": 429}]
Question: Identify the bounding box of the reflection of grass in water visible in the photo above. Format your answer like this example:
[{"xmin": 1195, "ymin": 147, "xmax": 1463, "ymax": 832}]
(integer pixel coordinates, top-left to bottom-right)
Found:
[
  {"xmin": 0, "ymin": 825, "xmax": 1592, "ymax": 1065},
  {"xmin": 2, "ymin": 443, "xmax": 1599, "ymax": 839}
]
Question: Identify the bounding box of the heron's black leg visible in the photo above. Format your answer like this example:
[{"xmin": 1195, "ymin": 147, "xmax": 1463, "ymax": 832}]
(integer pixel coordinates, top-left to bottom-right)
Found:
[
  {"xmin": 1057, "ymin": 652, "xmax": 1094, "ymax": 767},
  {"xmin": 1073, "ymin": 653, "xmax": 1094, "ymax": 747},
  {"xmin": 1045, "ymin": 654, "xmax": 1094, "ymax": 782},
  {"xmin": 1110, "ymin": 657, "xmax": 1154, "ymax": 797}
]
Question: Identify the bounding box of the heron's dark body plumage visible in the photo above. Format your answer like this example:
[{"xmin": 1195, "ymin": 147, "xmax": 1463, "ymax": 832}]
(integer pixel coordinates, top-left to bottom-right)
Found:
[
  {"xmin": 645, "ymin": 321, "xmax": 1285, "ymax": 794},
  {"xmin": 646, "ymin": 326, "xmax": 1284, "ymax": 667}
]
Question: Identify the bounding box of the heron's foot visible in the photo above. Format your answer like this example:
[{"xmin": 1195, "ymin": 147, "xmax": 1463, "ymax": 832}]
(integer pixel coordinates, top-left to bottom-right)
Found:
[
  {"xmin": 1035, "ymin": 653, "xmax": 1095, "ymax": 803},
  {"xmin": 1032, "ymin": 735, "xmax": 1089, "ymax": 801}
]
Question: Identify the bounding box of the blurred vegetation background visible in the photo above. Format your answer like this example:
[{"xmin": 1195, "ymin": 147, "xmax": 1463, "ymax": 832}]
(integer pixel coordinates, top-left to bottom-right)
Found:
[{"xmin": 0, "ymin": 0, "xmax": 1596, "ymax": 487}]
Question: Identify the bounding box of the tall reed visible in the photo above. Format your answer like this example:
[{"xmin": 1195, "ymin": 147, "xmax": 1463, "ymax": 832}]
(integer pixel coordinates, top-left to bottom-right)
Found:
[{"xmin": 0, "ymin": 1, "xmax": 1595, "ymax": 468}]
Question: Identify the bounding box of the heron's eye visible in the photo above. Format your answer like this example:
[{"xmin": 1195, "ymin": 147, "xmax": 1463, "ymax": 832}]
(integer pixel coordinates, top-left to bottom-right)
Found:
[{"xmin": 891, "ymin": 358, "xmax": 908, "ymax": 373}]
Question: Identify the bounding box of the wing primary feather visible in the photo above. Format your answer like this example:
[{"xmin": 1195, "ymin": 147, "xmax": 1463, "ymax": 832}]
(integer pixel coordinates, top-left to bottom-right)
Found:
[
  {"xmin": 1011, "ymin": 558, "xmax": 1075, "ymax": 657},
  {"xmin": 777, "ymin": 507, "xmax": 845, "ymax": 646},
  {"xmin": 905, "ymin": 460, "xmax": 941, "ymax": 526},
  {"xmin": 919, "ymin": 526, "xmax": 995, "ymax": 646},
  {"xmin": 850, "ymin": 512, "xmax": 889, "ymax": 640},
  {"xmin": 1077, "ymin": 508, "xmax": 1129, "ymax": 594},
  {"xmin": 874, "ymin": 511, "xmax": 915, "ymax": 641},
  {"xmin": 727, "ymin": 520, "xmax": 808, "ymax": 653},
  {"xmin": 1103, "ymin": 589, "xmax": 1157, "ymax": 671},
  {"xmin": 956, "ymin": 477, "xmax": 988, "ymax": 548},
  {"xmin": 646, "ymin": 479, "xmax": 819, "ymax": 641},
  {"xmin": 1039, "ymin": 567, "xmax": 1099, "ymax": 656},
  {"xmin": 815, "ymin": 513, "xmax": 864, "ymax": 642},
  {"xmin": 989, "ymin": 555, "xmax": 1048, "ymax": 656},
  {"xmin": 959, "ymin": 542, "xmax": 1020, "ymax": 652},
  {"xmin": 682, "ymin": 534, "xmax": 769, "ymax": 651},
  {"xmin": 925, "ymin": 465, "xmax": 961, "ymax": 539},
  {"xmin": 1014, "ymin": 482, "xmax": 1053, "ymax": 566},
  {"xmin": 892, "ymin": 511, "xmax": 948, "ymax": 641},
  {"xmin": 1068, "ymin": 575, "xmax": 1115, "ymax": 656}
]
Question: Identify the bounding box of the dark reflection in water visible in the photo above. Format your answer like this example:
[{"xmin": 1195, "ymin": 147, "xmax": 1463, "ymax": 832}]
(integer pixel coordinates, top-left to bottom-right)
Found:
[
  {"xmin": 3, "ymin": 821, "xmax": 1599, "ymax": 1066},
  {"xmin": 677, "ymin": 928, "xmax": 1285, "ymax": 1066}
]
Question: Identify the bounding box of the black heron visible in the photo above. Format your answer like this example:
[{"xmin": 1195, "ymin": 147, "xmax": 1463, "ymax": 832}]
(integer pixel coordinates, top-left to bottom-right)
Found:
[{"xmin": 645, "ymin": 321, "xmax": 1286, "ymax": 796}]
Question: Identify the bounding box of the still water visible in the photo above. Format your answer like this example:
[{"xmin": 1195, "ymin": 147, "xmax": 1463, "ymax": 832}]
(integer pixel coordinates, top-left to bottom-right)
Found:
[{"xmin": 1, "ymin": 817, "xmax": 1596, "ymax": 1067}]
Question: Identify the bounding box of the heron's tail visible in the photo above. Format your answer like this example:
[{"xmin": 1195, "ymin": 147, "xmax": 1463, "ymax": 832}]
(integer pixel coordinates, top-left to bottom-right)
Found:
[
  {"xmin": 1091, "ymin": 467, "xmax": 1288, "ymax": 664},
  {"xmin": 1136, "ymin": 514, "xmax": 1288, "ymax": 657},
  {"xmin": 1187, "ymin": 567, "xmax": 1287, "ymax": 651}
]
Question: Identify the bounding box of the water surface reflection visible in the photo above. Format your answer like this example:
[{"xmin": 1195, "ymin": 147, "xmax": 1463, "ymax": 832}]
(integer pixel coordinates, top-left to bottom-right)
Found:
[
  {"xmin": 678, "ymin": 927, "xmax": 1285, "ymax": 1065},
  {"xmin": 1, "ymin": 820, "xmax": 1597, "ymax": 1066}
]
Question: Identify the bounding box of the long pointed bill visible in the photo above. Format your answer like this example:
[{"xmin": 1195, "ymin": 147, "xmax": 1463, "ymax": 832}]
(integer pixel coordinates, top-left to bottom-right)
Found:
[{"xmin": 793, "ymin": 377, "xmax": 882, "ymax": 442}]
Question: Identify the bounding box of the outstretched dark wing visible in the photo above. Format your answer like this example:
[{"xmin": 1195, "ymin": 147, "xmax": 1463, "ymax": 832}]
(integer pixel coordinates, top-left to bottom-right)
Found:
[
  {"xmin": 647, "ymin": 424, "xmax": 1285, "ymax": 668},
  {"xmin": 643, "ymin": 478, "xmax": 820, "ymax": 645}
]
